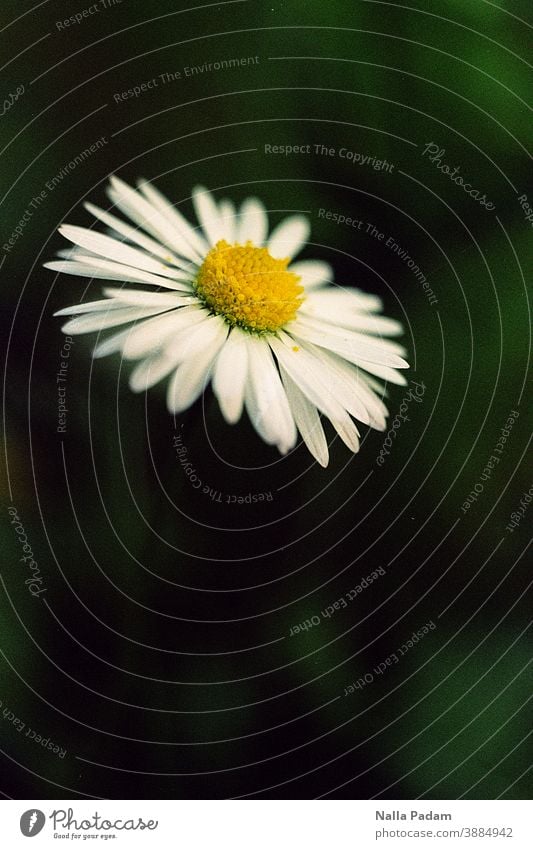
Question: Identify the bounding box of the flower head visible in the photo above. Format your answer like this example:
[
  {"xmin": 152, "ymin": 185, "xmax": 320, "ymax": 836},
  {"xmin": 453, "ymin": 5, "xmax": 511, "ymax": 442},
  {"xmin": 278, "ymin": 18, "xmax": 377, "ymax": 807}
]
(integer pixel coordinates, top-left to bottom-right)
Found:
[{"xmin": 47, "ymin": 178, "xmax": 409, "ymax": 466}]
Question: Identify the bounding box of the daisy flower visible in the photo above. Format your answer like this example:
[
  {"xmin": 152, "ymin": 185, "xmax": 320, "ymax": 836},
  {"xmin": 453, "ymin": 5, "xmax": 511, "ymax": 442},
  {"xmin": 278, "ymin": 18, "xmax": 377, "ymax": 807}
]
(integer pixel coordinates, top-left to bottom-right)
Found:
[{"xmin": 47, "ymin": 177, "xmax": 409, "ymax": 466}]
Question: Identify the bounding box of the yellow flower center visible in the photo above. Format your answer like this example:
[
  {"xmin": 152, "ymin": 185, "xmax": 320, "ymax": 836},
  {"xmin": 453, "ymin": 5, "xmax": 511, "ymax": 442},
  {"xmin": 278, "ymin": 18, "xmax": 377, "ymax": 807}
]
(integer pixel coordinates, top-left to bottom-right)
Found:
[{"xmin": 195, "ymin": 240, "xmax": 304, "ymax": 333}]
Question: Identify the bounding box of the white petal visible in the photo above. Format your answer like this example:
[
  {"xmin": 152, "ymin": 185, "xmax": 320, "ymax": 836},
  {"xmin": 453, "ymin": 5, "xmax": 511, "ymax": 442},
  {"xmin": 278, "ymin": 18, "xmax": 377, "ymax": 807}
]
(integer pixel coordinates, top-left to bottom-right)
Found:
[
  {"xmin": 101, "ymin": 288, "xmax": 192, "ymax": 308},
  {"xmin": 93, "ymin": 327, "xmax": 134, "ymax": 358},
  {"xmin": 329, "ymin": 414, "xmax": 360, "ymax": 454},
  {"xmin": 84, "ymin": 202, "xmax": 189, "ymax": 268},
  {"xmin": 281, "ymin": 339, "xmax": 370, "ymax": 426},
  {"xmin": 166, "ymin": 318, "xmax": 229, "ymax": 413},
  {"xmin": 44, "ymin": 258, "xmax": 192, "ymax": 290},
  {"xmin": 107, "ymin": 176, "xmax": 201, "ymax": 263},
  {"xmin": 289, "ymin": 317, "xmax": 409, "ymax": 369},
  {"xmin": 192, "ymin": 185, "xmax": 225, "ymax": 246},
  {"xmin": 136, "ymin": 179, "xmax": 209, "ymax": 259},
  {"xmin": 300, "ymin": 344, "xmax": 388, "ymax": 430},
  {"xmin": 267, "ymin": 215, "xmax": 309, "ymax": 259},
  {"xmin": 129, "ymin": 354, "xmax": 179, "ymax": 393},
  {"xmin": 56, "ymin": 246, "xmax": 101, "ymax": 261},
  {"xmin": 356, "ymin": 361, "xmax": 408, "ymax": 386},
  {"xmin": 212, "ymin": 327, "xmax": 249, "ymax": 424},
  {"xmin": 280, "ymin": 368, "xmax": 329, "ymax": 467},
  {"xmin": 306, "ymin": 287, "xmax": 383, "ymax": 312},
  {"xmin": 163, "ymin": 314, "xmax": 226, "ymax": 362},
  {"xmin": 54, "ymin": 299, "xmax": 128, "ymax": 316},
  {"xmin": 88, "ymin": 308, "xmax": 203, "ymax": 361},
  {"xmin": 289, "ymin": 260, "xmax": 333, "ymax": 290},
  {"xmin": 362, "ymin": 374, "xmax": 387, "ymax": 396},
  {"xmin": 58, "ymin": 225, "xmax": 187, "ymax": 282},
  {"xmin": 128, "ymin": 314, "xmax": 213, "ymax": 388},
  {"xmin": 60, "ymin": 305, "xmax": 175, "ymax": 335},
  {"xmin": 301, "ymin": 296, "xmax": 403, "ymax": 336},
  {"xmin": 335, "ymin": 312, "xmax": 403, "ymax": 337},
  {"xmin": 57, "ymin": 245, "xmax": 196, "ymax": 286},
  {"xmin": 272, "ymin": 335, "xmax": 360, "ymax": 454},
  {"xmin": 121, "ymin": 306, "xmax": 206, "ymax": 360},
  {"xmin": 243, "ymin": 378, "xmax": 275, "ymax": 447},
  {"xmin": 244, "ymin": 336, "xmax": 297, "ymax": 454},
  {"xmin": 236, "ymin": 198, "xmax": 268, "ymax": 245},
  {"xmin": 218, "ymin": 199, "xmax": 237, "ymax": 243},
  {"xmin": 268, "ymin": 332, "xmax": 356, "ymax": 419}
]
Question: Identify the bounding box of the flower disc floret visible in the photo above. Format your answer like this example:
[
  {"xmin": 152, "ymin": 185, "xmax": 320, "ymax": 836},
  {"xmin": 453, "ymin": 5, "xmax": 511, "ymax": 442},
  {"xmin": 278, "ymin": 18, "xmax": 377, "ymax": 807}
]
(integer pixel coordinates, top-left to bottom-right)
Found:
[{"xmin": 195, "ymin": 239, "xmax": 304, "ymax": 332}]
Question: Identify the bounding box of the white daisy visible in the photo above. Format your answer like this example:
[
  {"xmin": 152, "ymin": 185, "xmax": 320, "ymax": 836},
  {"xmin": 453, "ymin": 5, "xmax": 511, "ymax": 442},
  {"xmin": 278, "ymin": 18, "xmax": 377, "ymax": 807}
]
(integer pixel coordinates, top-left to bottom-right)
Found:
[{"xmin": 47, "ymin": 177, "xmax": 409, "ymax": 466}]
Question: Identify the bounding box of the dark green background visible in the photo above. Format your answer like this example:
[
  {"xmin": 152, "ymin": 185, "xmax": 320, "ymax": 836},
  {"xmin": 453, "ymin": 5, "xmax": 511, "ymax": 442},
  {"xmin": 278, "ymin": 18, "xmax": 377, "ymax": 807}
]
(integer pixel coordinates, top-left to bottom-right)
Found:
[{"xmin": 1, "ymin": 0, "xmax": 531, "ymax": 799}]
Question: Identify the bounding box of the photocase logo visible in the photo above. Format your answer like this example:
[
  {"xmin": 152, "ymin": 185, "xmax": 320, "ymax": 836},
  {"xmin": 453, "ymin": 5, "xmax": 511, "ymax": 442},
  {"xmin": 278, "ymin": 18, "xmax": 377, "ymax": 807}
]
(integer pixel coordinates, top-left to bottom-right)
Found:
[{"xmin": 20, "ymin": 810, "xmax": 46, "ymax": 837}]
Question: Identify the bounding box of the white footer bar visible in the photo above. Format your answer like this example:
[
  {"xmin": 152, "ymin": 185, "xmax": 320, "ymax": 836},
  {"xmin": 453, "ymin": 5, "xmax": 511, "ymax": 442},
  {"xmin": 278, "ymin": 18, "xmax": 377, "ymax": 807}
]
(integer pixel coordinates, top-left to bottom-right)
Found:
[{"xmin": 1, "ymin": 799, "xmax": 530, "ymax": 847}]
